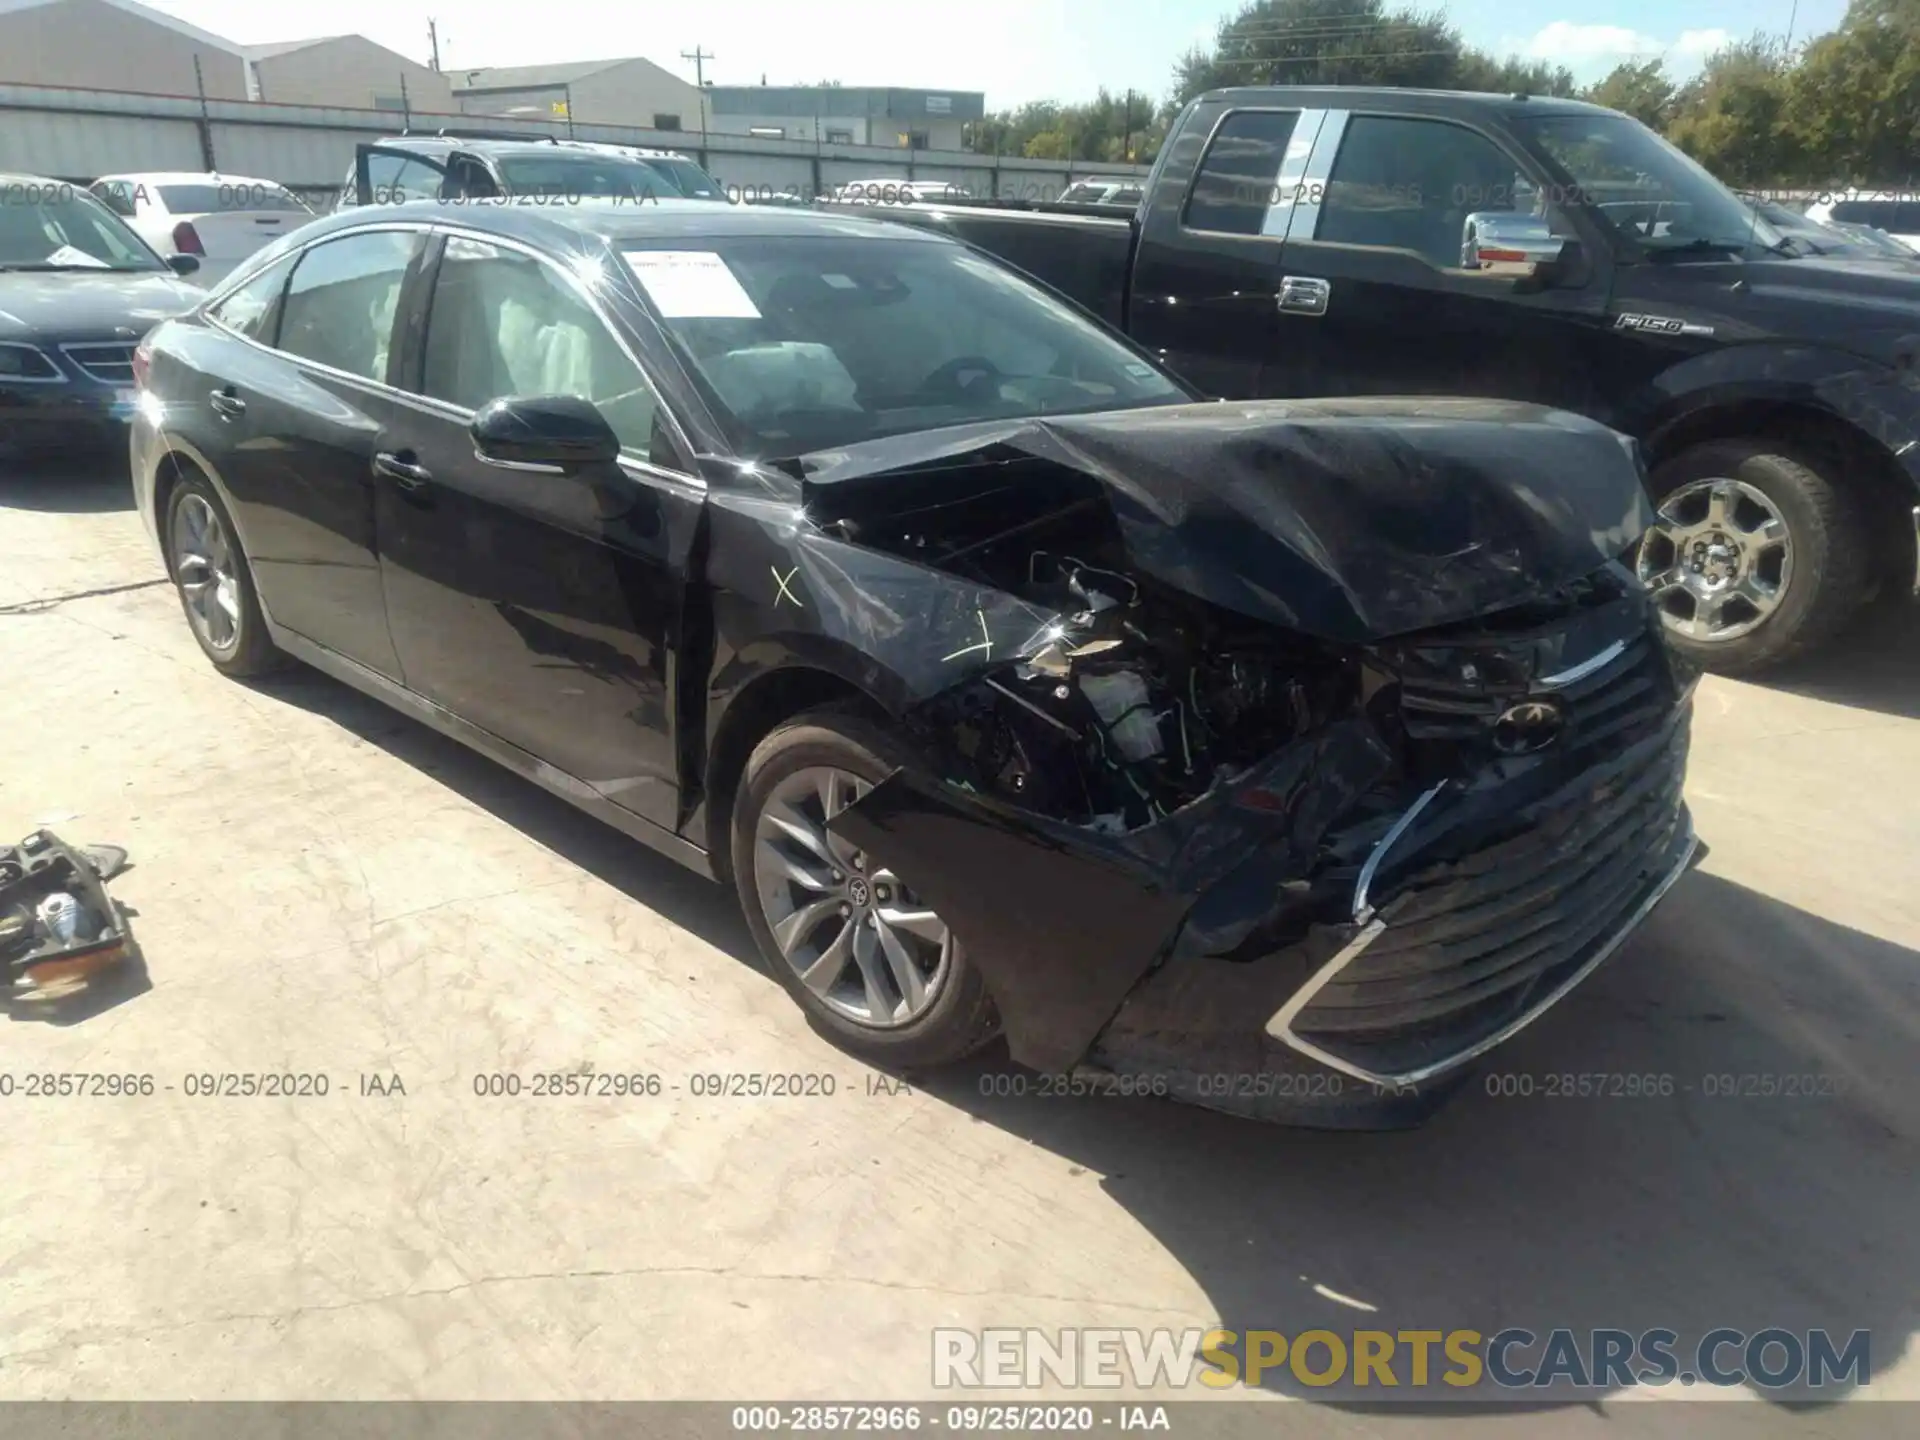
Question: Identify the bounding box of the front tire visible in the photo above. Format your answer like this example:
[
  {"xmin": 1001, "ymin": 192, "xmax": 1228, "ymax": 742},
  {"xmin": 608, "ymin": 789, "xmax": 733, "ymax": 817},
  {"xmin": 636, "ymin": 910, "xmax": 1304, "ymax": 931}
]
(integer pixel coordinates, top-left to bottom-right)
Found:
[
  {"xmin": 731, "ymin": 711, "xmax": 999, "ymax": 1069},
  {"xmin": 163, "ymin": 476, "xmax": 280, "ymax": 678},
  {"xmin": 1638, "ymin": 439, "xmax": 1875, "ymax": 674}
]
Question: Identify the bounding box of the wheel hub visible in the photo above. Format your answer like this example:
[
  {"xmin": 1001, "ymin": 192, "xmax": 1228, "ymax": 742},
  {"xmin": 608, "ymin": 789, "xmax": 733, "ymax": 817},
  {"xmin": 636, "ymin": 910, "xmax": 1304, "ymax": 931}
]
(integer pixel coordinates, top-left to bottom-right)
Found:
[
  {"xmin": 1635, "ymin": 476, "xmax": 1793, "ymax": 644},
  {"xmin": 752, "ymin": 765, "xmax": 954, "ymax": 1028}
]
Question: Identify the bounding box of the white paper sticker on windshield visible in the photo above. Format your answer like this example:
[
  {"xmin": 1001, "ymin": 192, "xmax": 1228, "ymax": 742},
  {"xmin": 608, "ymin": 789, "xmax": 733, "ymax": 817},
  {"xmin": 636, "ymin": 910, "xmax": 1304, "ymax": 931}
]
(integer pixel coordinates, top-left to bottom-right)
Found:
[
  {"xmin": 624, "ymin": 250, "xmax": 761, "ymax": 318},
  {"xmin": 821, "ymin": 273, "xmax": 859, "ymax": 289},
  {"xmin": 46, "ymin": 245, "xmax": 110, "ymax": 269}
]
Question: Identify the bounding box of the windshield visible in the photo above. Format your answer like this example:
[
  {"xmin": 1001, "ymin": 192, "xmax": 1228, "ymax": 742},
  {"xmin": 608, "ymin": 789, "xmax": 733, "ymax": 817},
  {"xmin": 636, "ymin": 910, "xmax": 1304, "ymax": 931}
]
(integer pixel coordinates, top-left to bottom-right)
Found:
[
  {"xmin": 646, "ymin": 157, "xmax": 725, "ymax": 200},
  {"xmin": 1515, "ymin": 112, "xmax": 1779, "ymax": 256},
  {"xmin": 495, "ymin": 154, "xmax": 682, "ymax": 201},
  {"xmin": 624, "ymin": 237, "xmax": 1187, "ymax": 456},
  {"xmin": 159, "ymin": 183, "xmax": 309, "ymax": 214},
  {"xmin": 0, "ymin": 187, "xmax": 162, "ymax": 270},
  {"xmin": 1831, "ymin": 199, "xmax": 1920, "ymax": 232}
]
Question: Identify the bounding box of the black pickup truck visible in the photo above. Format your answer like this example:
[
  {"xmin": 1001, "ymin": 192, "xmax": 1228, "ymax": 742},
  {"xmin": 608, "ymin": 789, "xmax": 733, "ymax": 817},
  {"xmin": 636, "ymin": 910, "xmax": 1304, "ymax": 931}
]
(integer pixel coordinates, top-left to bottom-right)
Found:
[{"xmin": 835, "ymin": 87, "xmax": 1920, "ymax": 672}]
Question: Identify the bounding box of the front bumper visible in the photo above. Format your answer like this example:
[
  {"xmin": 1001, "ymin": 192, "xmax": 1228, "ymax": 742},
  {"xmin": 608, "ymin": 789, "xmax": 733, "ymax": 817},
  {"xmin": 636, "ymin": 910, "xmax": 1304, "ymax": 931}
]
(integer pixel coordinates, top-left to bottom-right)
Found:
[
  {"xmin": 830, "ymin": 623, "xmax": 1700, "ymax": 1127},
  {"xmin": 0, "ymin": 341, "xmax": 140, "ymax": 455}
]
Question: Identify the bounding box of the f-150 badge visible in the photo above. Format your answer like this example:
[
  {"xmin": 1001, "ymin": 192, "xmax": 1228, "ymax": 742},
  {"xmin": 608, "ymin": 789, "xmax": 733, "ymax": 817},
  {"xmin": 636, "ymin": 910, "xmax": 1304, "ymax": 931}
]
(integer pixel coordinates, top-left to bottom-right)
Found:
[{"xmin": 1615, "ymin": 313, "xmax": 1716, "ymax": 337}]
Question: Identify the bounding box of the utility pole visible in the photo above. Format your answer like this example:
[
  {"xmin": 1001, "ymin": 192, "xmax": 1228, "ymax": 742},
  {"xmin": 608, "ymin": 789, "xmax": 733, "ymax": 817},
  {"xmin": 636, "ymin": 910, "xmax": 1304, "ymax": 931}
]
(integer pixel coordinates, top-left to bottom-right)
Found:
[
  {"xmin": 682, "ymin": 47, "xmax": 714, "ymax": 164},
  {"xmin": 427, "ymin": 19, "xmax": 442, "ymax": 72}
]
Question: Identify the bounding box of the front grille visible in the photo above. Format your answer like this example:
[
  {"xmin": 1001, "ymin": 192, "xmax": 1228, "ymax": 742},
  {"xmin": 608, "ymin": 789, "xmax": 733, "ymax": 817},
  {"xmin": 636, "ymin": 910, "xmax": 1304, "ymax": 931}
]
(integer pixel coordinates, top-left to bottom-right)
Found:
[
  {"xmin": 59, "ymin": 343, "xmax": 136, "ymax": 386},
  {"xmin": 1395, "ymin": 614, "xmax": 1670, "ymax": 760},
  {"xmin": 1288, "ymin": 709, "xmax": 1693, "ymax": 1078}
]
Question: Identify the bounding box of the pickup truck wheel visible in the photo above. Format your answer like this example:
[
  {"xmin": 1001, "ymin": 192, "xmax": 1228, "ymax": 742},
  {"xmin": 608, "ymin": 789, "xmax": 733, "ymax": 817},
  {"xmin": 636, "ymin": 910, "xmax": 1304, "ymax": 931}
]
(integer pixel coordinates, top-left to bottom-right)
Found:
[
  {"xmin": 732, "ymin": 712, "xmax": 1000, "ymax": 1069},
  {"xmin": 1638, "ymin": 440, "xmax": 1873, "ymax": 674}
]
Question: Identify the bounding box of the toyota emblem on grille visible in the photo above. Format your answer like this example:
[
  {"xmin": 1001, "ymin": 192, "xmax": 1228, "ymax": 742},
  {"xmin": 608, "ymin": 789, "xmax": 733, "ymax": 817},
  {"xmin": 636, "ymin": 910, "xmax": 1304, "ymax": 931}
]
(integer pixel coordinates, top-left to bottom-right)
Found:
[{"xmin": 1493, "ymin": 699, "xmax": 1564, "ymax": 755}]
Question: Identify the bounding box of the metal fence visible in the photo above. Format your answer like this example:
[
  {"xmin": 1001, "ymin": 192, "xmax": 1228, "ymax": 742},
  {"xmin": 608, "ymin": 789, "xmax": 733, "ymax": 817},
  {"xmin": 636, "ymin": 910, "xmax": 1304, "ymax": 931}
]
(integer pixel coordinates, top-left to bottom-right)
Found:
[{"xmin": 0, "ymin": 81, "xmax": 1150, "ymax": 208}]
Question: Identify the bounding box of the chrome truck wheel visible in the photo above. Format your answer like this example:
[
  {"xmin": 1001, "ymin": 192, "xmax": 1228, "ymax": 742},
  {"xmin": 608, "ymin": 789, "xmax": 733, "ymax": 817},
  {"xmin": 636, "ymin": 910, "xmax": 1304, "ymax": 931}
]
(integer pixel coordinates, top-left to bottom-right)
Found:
[{"xmin": 1636, "ymin": 476, "xmax": 1792, "ymax": 643}]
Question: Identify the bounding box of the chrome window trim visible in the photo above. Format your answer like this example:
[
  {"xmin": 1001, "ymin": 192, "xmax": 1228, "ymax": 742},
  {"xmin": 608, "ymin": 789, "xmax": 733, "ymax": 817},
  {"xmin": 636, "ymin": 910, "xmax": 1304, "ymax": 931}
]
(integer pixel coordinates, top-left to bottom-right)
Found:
[
  {"xmin": 1259, "ymin": 108, "xmax": 1328, "ymax": 238},
  {"xmin": 186, "ymin": 218, "xmax": 705, "ymax": 492},
  {"xmin": 0, "ymin": 341, "xmax": 67, "ymax": 385},
  {"xmin": 1283, "ymin": 109, "xmax": 1349, "ymax": 242},
  {"xmin": 1266, "ymin": 815, "xmax": 1699, "ymax": 1090}
]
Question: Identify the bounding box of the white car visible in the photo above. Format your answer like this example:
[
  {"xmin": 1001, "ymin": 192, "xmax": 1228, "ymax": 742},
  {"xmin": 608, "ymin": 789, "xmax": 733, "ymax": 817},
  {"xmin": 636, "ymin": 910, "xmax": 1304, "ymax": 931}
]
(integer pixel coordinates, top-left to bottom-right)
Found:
[
  {"xmin": 88, "ymin": 172, "xmax": 312, "ymax": 286},
  {"xmin": 1801, "ymin": 190, "xmax": 1920, "ymax": 253},
  {"xmin": 1058, "ymin": 178, "xmax": 1144, "ymax": 206},
  {"xmin": 831, "ymin": 178, "xmax": 967, "ymax": 205}
]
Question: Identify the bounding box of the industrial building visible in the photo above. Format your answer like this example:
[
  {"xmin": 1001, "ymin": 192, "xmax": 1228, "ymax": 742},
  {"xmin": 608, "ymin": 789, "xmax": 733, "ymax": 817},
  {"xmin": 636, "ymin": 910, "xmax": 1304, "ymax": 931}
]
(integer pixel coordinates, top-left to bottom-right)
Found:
[
  {"xmin": 451, "ymin": 58, "xmax": 702, "ymax": 132},
  {"xmin": 705, "ymin": 85, "xmax": 984, "ymax": 150},
  {"xmin": 245, "ymin": 34, "xmax": 454, "ymax": 112},
  {"xmin": 0, "ymin": 0, "xmax": 249, "ymax": 100}
]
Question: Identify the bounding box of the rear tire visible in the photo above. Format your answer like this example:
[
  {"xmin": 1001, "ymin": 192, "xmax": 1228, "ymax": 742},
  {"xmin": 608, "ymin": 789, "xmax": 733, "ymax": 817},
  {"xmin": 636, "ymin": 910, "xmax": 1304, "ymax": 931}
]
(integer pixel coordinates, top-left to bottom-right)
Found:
[
  {"xmin": 1640, "ymin": 439, "xmax": 1875, "ymax": 674},
  {"xmin": 731, "ymin": 710, "xmax": 999, "ymax": 1069},
  {"xmin": 163, "ymin": 475, "xmax": 281, "ymax": 678}
]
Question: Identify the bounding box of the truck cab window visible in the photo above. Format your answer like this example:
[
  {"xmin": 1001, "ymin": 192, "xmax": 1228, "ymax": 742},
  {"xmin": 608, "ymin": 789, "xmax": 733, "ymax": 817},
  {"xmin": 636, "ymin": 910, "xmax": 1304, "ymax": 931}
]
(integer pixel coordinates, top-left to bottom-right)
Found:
[
  {"xmin": 1319, "ymin": 116, "xmax": 1547, "ymax": 270},
  {"xmin": 1182, "ymin": 111, "xmax": 1299, "ymax": 236}
]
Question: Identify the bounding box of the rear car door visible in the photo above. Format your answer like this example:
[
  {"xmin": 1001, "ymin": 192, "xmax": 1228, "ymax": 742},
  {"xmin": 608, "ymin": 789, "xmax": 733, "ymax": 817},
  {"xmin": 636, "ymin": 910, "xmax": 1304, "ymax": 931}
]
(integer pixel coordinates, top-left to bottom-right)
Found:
[
  {"xmin": 1266, "ymin": 111, "xmax": 1613, "ymax": 408},
  {"xmin": 371, "ymin": 230, "xmax": 705, "ymax": 830},
  {"xmin": 1129, "ymin": 105, "xmax": 1313, "ymax": 397},
  {"xmin": 204, "ymin": 226, "xmax": 427, "ymax": 677},
  {"xmin": 353, "ymin": 145, "xmax": 452, "ymax": 208}
]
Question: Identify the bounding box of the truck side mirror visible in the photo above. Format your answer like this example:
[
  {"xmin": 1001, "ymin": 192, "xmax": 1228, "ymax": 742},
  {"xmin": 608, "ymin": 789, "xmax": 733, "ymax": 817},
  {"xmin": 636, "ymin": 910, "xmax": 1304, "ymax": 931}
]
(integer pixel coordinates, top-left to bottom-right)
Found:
[{"xmin": 1461, "ymin": 212, "xmax": 1568, "ymax": 281}]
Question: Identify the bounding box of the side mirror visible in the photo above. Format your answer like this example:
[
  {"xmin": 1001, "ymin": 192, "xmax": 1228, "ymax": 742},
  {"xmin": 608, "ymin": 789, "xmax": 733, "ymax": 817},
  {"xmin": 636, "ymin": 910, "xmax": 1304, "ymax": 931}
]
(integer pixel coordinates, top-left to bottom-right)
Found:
[
  {"xmin": 472, "ymin": 395, "xmax": 621, "ymax": 473},
  {"xmin": 166, "ymin": 253, "xmax": 201, "ymax": 276},
  {"xmin": 1461, "ymin": 212, "xmax": 1567, "ymax": 279}
]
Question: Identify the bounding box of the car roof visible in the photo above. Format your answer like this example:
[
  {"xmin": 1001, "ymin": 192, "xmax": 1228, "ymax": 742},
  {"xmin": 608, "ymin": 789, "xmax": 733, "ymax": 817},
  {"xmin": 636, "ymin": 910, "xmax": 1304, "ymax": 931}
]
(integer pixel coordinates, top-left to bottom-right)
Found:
[
  {"xmin": 1198, "ymin": 85, "xmax": 1615, "ymax": 118},
  {"xmin": 297, "ymin": 196, "xmax": 955, "ymax": 248},
  {"xmin": 93, "ymin": 171, "xmax": 282, "ymax": 186},
  {"xmin": 372, "ymin": 135, "xmax": 690, "ymax": 162}
]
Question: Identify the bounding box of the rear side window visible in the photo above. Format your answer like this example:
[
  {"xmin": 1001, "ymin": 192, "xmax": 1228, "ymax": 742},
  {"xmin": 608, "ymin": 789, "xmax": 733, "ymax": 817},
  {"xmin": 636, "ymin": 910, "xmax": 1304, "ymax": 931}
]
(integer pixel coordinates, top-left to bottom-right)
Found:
[
  {"xmin": 208, "ymin": 253, "xmax": 296, "ymax": 343},
  {"xmin": 1831, "ymin": 200, "xmax": 1920, "ymax": 231},
  {"xmin": 1182, "ymin": 110, "xmax": 1299, "ymax": 235},
  {"xmin": 277, "ymin": 230, "xmax": 419, "ymax": 382},
  {"xmin": 364, "ymin": 153, "xmax": 445, "ymax": 204}
]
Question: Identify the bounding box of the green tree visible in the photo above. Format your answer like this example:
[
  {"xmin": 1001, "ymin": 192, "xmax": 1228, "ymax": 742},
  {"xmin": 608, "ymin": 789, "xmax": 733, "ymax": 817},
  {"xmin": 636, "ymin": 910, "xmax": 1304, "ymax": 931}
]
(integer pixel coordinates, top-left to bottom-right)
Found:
[
  {"xmin": 1583, "ymin": 58, "xmax": 1676, "ymax": 128},
  {"xmin": 1784, "ymin": 0, "xmax": 1920, "ymax": 184},
  {"xmin": 1665, "ymin": 36, "xmax": 1800, "ymax": 184}
]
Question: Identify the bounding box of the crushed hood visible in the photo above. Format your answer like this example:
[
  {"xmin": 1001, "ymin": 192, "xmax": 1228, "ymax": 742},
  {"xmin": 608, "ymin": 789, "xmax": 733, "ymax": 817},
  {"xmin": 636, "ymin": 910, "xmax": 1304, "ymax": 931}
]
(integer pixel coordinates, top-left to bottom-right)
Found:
[{"xmin": 797, "ymin": 397, "xmax": 1653, "ymax": 643}]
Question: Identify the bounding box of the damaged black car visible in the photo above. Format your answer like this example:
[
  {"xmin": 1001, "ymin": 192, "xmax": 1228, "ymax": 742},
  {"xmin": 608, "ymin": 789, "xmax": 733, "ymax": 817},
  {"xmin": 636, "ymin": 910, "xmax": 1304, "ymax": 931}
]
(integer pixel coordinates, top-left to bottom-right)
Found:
[{"xmin": 131, "ymin": 202, "xmax": 1700, "ymax": 1126}]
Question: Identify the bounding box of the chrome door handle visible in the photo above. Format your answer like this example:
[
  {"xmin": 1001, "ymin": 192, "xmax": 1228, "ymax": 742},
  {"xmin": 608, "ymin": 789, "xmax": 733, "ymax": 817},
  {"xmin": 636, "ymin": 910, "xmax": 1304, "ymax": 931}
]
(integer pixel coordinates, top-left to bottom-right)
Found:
[
  {"xmin": 209, "ymin": 388, "xmax": 246, "ymax": 419},
  {"xmin": 373, "ymin": 451, "xmax": 432, "ymax": 489},
  {"xmin": 1278, "ymin": 276, "xmax": 1331, "ymax": 316}
]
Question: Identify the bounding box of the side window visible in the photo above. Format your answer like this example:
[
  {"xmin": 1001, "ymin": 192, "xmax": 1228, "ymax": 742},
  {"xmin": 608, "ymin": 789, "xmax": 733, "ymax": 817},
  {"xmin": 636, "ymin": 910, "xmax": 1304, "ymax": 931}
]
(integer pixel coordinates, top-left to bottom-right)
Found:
[
  {"xmin": 364, "ymin": 152, "xmax": 444, "ymax": 205},
  {"xmin": 93, "ymin": 182, "xmax": 135, "ymax": 218},
  {"xmin": 419, "ymin": 236, "xmax": 663, "ymax": 460},
  {"xmin": 1318, "ymin": 116, "xmax": 1547, "ymax": 271},
  {"xmin": 1182, "ymin": 110, "xmax": 1299, "ymax": 235},
  {"xmin": 277, "ymin": 230, "xmax": 419, "ymax": 382},
  {"xmin": 444, "ymin": 156, "xmax": 500, "ymax": 200},
  {"xmin": 207, "ymin": 253, "xmax": 296, "ymax": 344}
]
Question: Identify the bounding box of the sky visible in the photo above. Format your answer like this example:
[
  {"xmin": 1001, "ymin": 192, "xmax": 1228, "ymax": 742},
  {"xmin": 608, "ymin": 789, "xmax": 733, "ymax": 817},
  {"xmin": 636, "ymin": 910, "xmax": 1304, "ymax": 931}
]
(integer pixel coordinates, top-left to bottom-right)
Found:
[{"xmin": 141, "ymin": 0, "xmax": 1843, "ymax": 110}]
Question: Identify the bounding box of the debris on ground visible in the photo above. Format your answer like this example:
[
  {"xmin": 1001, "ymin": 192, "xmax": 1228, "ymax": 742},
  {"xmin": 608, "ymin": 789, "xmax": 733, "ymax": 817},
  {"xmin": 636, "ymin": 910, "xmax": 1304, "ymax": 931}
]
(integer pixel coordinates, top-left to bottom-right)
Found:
[{"xmin": 1, "ymin": 830, "xmax": 136, "ymax": 1006}]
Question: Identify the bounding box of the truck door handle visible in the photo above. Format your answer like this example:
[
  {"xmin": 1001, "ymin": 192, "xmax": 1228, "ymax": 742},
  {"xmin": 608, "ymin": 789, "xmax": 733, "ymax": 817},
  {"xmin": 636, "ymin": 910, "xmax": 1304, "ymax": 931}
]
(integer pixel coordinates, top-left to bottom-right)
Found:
[
  {"xmin": 209, "ymin": 388, "xmax": 246, "ymax": 419},
  {"xmin": 373, "ymin": 450, "xmax": 432, "ymax": 491},
  {"xmin": 1278, "ymin": 276, "xmax": 1331, "ymax": 316}
]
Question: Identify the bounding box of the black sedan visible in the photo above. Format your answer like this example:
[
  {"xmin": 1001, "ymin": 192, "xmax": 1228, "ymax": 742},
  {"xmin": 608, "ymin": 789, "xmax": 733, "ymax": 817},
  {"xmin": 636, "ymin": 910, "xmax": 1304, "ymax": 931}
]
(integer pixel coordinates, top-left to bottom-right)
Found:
[
  {"xmin": 0, "ymin": 175, "xmax": 204, "ymax": 458},
  {"xmin": 131, "ymin": 200, "xmax": 1699, "ymax": 1126}
]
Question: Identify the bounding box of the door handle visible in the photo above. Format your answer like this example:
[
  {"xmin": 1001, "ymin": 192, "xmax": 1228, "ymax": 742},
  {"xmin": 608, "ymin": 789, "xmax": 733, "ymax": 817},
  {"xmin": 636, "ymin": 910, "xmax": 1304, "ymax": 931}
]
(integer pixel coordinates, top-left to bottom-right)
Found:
[
  {"xmin": 209, "ymin": 388, "xmax": 246, "ymax": 419},
  {"xmin": 1278, "ymin": 276, "xmax": 1332, "ymax": 316},
  {"xmin": 373, "ymin": 451, "xmax": 433, "ymax": 491}
]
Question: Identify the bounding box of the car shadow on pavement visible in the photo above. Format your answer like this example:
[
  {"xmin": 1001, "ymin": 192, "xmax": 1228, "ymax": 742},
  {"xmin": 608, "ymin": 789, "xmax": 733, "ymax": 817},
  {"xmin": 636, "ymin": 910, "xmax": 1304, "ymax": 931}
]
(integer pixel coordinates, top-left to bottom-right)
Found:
[
  {"xmin": 915, "ymin": 868, "xmax": 1920, "ymax": 1412},
  {"xmin": 1755, "ymin": 596, "xmax": 1920, "ymax": 721},
  {"xmin": 249, "ymin": 664, "xmax": 754, "ymax": 962},
  {"xmin": 0, "ymin": 455, "xmax": 134, "ymax": 512},
  {"xmin": 251, "ymin": 663, "xmax": 1917, "ymax": 1413}
]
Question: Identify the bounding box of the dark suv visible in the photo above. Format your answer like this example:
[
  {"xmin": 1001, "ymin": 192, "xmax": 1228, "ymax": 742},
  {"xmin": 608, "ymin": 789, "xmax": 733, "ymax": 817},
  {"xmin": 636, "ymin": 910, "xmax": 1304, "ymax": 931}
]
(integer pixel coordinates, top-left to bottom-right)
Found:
[{"xmin": 338, "ymin": 132, "xmax": 727, "ymax": 210}]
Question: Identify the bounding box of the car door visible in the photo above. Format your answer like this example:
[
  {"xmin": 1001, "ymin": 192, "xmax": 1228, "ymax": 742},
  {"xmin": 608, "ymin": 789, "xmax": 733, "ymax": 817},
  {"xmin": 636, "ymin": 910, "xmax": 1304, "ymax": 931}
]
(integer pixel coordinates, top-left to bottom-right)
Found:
[
  {"xmin": 354, "ymin": 145, "xmax": 452, "ymax": 208},
  {"xmin": 205, "ymin": 226, "xmax": 428, "ymax": 677},
  {"xmin": 371, "ymin": 229, "xmax": 705, "ymax": 831},
  {"xmin": 1129, "ymin": 105, "xmax": 1316, "ymax": 397},
  {"xmin": 1266, "ymin": 111, "xmax": 1613, "ymax": 410}
]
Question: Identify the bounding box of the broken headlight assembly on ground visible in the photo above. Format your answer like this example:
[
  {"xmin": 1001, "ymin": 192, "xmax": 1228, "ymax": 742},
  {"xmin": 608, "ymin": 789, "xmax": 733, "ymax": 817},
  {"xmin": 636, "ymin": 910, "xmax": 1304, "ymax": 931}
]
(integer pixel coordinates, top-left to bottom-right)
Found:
[
  {"xmin": 2, "ymin": 830, "xmax": 137, "ymax": 1007},
  {"xmin": 715, "ymin": 400, "xmax": 1703, "ymax": 1128}
]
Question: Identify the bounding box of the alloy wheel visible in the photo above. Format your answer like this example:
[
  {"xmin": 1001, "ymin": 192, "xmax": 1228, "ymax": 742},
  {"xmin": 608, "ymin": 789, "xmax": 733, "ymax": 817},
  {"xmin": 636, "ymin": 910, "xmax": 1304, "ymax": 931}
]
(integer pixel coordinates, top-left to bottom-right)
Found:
[
  {"xmin": 170, "ymin": 492, "xmax": 243, "ymax": 657},
  {"xmin": 752, "ymin": 765, "xmax": 953, "ymax": 1028},
  {"xmin": 1636, "ymin": 477, "xmax": 1793, "ymax": 642}
]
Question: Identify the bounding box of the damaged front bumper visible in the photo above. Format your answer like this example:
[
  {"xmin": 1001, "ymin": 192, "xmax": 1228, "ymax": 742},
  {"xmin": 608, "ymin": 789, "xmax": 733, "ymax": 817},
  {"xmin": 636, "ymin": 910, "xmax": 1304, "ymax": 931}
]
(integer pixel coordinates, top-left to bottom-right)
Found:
[{"xmin": 828, "ymin": 617, "xmax": 1702, "ymax": 1127}]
